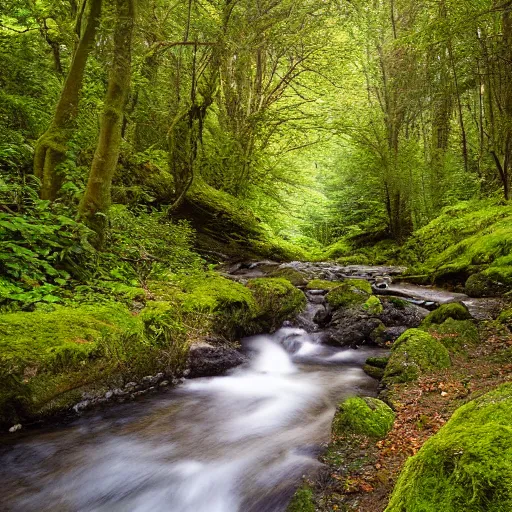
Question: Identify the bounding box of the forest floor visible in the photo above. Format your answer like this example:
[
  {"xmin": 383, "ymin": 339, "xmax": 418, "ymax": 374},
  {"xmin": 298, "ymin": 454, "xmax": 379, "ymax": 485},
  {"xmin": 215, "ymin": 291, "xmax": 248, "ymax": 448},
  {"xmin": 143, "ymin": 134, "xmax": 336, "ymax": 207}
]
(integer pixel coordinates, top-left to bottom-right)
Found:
[{"xmin": 310, "ymin": 317, "xmax": 512, "ymax": 511}]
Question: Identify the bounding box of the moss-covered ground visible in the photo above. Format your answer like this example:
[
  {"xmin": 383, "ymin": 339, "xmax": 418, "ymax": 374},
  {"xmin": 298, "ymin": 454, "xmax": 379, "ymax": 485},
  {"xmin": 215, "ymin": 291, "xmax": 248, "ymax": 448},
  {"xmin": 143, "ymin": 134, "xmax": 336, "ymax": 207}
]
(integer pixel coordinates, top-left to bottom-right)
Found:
[
  {"xmin": 304, "ymin": 305, "xmax": 512, "ymax": 512},
  {"xmin": 0, "ymin": 271, "xmax": 306, "ymax": 429}
]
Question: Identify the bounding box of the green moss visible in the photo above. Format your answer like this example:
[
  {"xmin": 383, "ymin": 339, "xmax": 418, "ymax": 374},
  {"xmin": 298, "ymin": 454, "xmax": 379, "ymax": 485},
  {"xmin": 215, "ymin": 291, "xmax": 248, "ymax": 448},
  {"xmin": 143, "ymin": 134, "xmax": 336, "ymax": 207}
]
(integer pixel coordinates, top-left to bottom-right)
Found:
[
  {"xmin": 427, "ymin": 319, "xmax": 479, "ymax": 353},
  {"xmin": 325, "ymin": 279, "xmax": 371, "ymax": 308},
  {"xmin": 0, "ymin": 304, "xmax": 141, "ymax": 372},
  {"xmin": 385, "ymin": 383, "xmax": 512, "ymax": 512},
  {"xmin": 306, "ymin": 279, "xmax": 340, "ymax": 290},
  {"xmin": 497, "ymin": 308, "xmax": 512, "ymax": 330},
  {"xmin": 366, "ymin": 356, "xmax": 389, "ymax": 368},
  {"xmin": 465, "ymin": 267, "xmax": 512, "ymax": 297},
  {"xmin": 323, "ymin": 238, "xmax": 352, "ymax": 259},
  {"xmin": 363, "ymin": 295, "xmax": 383, "ymax": 314},
  {"xmin": 287, "ymin": 485, "xmax": 315, "ymax": 512},
  {"xmin": 363, "ymin": 364, "xmax": 385, "ymax": 379},
  {"xmin": 383, "ymin": 329, "xmax": 451, "ymax": 385},
  {"xmin": 181, "ymin": 179, "xmax": 309, "ymax": 261},
  {"xmin": 0, "ymin": 303, "xmax": 146, "ymax": 426},
  {"xmin": 333, "ymin": 397, "xmax": 395, "ymax": 438},
  {"xmin": 269, "ymin": 267, "xmax": 308, "ymax": 286},
  {"xmin": 247, "ymin": 278, "xmax": 306, "ymax": 332},
  {"xmin": 421, "ymin": 303, "xmax": 471, "ymax": 327}
]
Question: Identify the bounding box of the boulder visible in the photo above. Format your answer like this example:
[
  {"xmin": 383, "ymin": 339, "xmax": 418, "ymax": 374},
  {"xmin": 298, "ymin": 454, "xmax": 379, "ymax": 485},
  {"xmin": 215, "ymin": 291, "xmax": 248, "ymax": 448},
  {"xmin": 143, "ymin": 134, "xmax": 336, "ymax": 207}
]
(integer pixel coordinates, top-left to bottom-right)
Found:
[
  {"xmin": 187, "ymin": 342, "xmax": 247, "ymax": 378},
  {"xmin": 385, "ymin": 383, "xmax": 512, "ymax": 512}
]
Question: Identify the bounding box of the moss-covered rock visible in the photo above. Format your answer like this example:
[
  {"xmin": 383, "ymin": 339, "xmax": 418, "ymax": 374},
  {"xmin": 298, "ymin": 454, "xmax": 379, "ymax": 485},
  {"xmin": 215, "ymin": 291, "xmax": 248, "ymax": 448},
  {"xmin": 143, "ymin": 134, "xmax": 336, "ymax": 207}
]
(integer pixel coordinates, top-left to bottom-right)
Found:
[
  {"xmin": 247, "ymin": 278, "xmax": 306, "ymax": 332},
  {"xmin": 427, "ymin": 318, "xmax": 479, "ymax": 353},
  {"xmin": 465, "ymin": 266, "xmax": 512, "ymax": 297},
  {"xmin": 333, "ymin": 397, "xmax": 395, "ymax": 438},
  {"xmin": 497, "ymin": 308, "xmax": 512, "ymax": 330},
  {"xmin": 363, "ymin": 364, "xmax": 385, "ymax": 379},
  {"xmin": 421, "ymin": 302, "xmax": 471, "ymax": 327},
  {"xmin": 325, "ymin": 279, "xmax": 372, "ymax": 309},
  {"xmin": 366, "ymin": 356, "xmax": 389, "ymax": 368},
  {"xmin": 385, "ymin": 383, "xmax": 512, "ymax": 512},
  {"xmin": 287, "ymin": 485, "xmax": 315, "ymax": 512},
  {"xmin": 363, "ymin": 295, "xmax": 384, "ymax": 314},
  {"xmin": 269, "ymin": 267, "xmax": 309, "ymax": 286},
  {"xmin": 306, "ymin": 279, "xmax": 340, "ymax": 290},
  {"xmin": 383, "ymin": 329, "xmax": 451, "ymax": 385},
  {"xmin": 0, "ymin": 304, "xmax": 146, "ymax": 426}
]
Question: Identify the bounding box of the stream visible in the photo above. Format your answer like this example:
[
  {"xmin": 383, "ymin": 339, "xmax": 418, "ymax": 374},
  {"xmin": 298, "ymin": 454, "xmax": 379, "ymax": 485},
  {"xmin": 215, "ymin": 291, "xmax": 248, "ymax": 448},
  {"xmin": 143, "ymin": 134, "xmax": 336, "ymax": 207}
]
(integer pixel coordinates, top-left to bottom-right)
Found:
[
  {"xmin": 0, "ymin": 263, "xmax": 499, "ymax": 511},
  {"xmin": 0, "ymin": 311, "xmax": 385, "ymax": 511}
]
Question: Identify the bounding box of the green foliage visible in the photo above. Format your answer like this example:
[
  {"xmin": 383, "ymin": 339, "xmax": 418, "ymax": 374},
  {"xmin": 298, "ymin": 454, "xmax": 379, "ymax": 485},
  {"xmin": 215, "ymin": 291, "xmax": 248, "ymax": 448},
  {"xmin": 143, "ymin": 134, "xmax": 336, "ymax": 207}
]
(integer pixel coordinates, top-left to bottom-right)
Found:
[
  {"xmin": 421, "ymin": 303, "xmax": 471, "ymax": 327},
  {"xmin": 325, "ymin": 279, "xmax": 372, "ymax": 308},
  {"xmin": 287, "ymin": 485, "xmax": 315, "ymax": 512},
  {"xmin": 333, "ymin": 397, "xmax": 395, "ymax": 439},
  {"xmin": 383, "ymin": 329, "xmax": 451, "ymax": 385},
  {"xmin": 385, "ymin": 383, "xmax": 512, "ymax": 512},
  {"xmin": 0, "ymin": 192, "xmax": 94, "ymax": 307}
]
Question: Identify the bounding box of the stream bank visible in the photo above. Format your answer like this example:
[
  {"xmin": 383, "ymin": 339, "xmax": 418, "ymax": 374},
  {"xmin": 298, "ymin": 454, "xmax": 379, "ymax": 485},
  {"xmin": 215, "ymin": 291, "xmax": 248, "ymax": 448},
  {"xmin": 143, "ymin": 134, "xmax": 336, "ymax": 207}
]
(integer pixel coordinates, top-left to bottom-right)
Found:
[{"xmin": 1, "ymin": 261, "xmax": 510, "ymax": 512}]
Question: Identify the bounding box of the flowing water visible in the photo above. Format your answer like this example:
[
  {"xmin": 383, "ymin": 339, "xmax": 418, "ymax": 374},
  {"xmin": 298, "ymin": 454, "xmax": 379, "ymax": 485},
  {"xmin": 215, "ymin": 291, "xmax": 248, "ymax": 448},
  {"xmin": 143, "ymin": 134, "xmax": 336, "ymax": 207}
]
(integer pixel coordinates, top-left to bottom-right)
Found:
[{"xmin": 0, "ymin": 328, "xmax": 386, "ymax": 512}]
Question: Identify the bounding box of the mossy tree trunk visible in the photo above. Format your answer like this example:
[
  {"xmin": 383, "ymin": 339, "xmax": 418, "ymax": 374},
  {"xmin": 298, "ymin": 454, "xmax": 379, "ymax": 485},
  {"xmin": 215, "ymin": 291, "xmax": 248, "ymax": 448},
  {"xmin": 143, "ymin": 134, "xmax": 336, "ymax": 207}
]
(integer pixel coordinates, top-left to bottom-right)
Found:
[
  {"xmin": 33, "ymin": 0, "xmax": 102, "ymax": 201},
  {"xmin": 79, "ymin": 0, "xmax": 135, "ymax": 246}
]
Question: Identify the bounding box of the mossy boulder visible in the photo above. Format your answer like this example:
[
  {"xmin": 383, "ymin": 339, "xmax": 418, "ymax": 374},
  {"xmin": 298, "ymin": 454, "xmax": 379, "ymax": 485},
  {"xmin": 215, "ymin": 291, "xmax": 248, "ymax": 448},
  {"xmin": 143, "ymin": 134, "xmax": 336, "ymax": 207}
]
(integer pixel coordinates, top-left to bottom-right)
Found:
[
  {"xmin": 421, "ymin": 302, "xmax": 471, "ymax": 327},
  {"xmin": 325, "ymin": 279, "xmax": 372, "ymax": 309},
  {"xmin": 427, "ymin": 318, "xmax": 479, "ymax": 353},
  {"xmin": 0, "ymin": 304, "xmax": 145, "ymax": 426},
  {"xmin": 366, "ymin": 356, "xmax": 389, "ymax": 368},
  {"xmin": 497, "ymin": 308, "xmax": 512, "ymax": 330},
  {"xmin": 269, "ymin": 267, "xmax": 309, "ymax": 286},
  {"xmin": 247, "ymin": 277, "xmax": 306, "ymax": 332},
  {"xmin": 177, "ymin": 178, "xmax": 308, "ymax": 261},
  {"xmin": 363, "ymin": 295, "xmax": 384, "ymax": 314},
  {"xmin": 465, "ymin": 266, "xmax": 512, "ymax": 297},
  {"xmin": 385, "ymin": 383, "xmax": 512, "ymax": 512},
  {"xmin": 333, "ymin": 396, "xmax": 395, "ymax": 438},
  {"xmin": 363, "ymin": 364, "xmax": 385, "ymax": 379},
  {"xmin": 382, "ymin": 329, "xmax": 451, "ymax": 385},
  {"xmin": 306, "ymin": 279, "xmax": 340, "ymax": 290}
]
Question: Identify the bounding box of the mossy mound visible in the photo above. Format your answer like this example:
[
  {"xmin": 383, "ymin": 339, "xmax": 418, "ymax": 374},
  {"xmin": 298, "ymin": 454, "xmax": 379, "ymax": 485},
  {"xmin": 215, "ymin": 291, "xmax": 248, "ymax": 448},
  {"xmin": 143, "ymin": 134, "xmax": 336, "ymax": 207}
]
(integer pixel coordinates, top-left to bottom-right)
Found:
[
  {"xmin": 325, "ymin": 279, "xmax": 372, "ymax": 309},
  {"xmin": 306, "ymin": 279, "xmax": 340, "ymax": 290},
  {"xmin": 366, "ymin": 356, "xmax": 389, "ymax": 368},
  {"xmin": 465, "ymin": 266, "xmax": 512, "ymax": 297},
  {"xmin": 0, "ymin": 304, "xmax": 147, "ymax": 426},
  {"xmin": 401, "ymin": 200, "xmax": 512, "ymax": 286},
  {"xmin": 385, "ymin": 383, "xmax": 512, "ymax": 512},
  {"xmin": 383, "ymin": 329, "xmax": 451, "ymax": 385},
  {"xmin": 421, "ymin": 303, "xmax": 471, "ymax": 327},
  {"xmin": 363, "ymin": 295, "xmax": 383, "ymax": 314},
  {"xmin": 497, "ymin": 308, "xmax": 512, "ymax": 330},
  {"xmin": 269, "ymin": 267, "xmax": 309, "ymax": 286},
  {"xmin": 427, "ymin": 319, "xmax": 479, "ymax": 353},
  {"xmin": 333, "ymin": 397, "xmax": 395, "ymax": 438},
  {"xmin": 247, "ymin": 278, "xmax": 306, "ymax": 332},
  {"xmin": 287, "ymin": 485, "xmax": 315, "ymax": 512},
  {"xmin": 363, "ymin": 364, "xmax": 385, "ymax": 379}
]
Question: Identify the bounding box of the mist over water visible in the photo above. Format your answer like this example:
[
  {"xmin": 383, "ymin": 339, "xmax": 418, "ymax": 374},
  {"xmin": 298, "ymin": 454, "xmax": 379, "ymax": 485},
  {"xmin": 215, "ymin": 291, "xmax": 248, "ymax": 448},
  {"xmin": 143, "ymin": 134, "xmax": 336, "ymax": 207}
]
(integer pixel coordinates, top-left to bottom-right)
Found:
[{"xmin": 0, "ymin": 328, "xmax": 385, "ymax": 512}]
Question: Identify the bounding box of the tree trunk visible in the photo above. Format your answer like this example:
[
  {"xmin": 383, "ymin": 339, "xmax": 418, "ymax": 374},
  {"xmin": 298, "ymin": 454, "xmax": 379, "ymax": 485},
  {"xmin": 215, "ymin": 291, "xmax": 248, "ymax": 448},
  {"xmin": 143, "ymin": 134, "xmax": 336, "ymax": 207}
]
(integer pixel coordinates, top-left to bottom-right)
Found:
[
  {"xmin": 79, "ymin": 0, "xmax": 135, "ymax": 245},
  {"xmin": 33, "ymin": 0, "xmax": 102, "ymax": 201}
]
